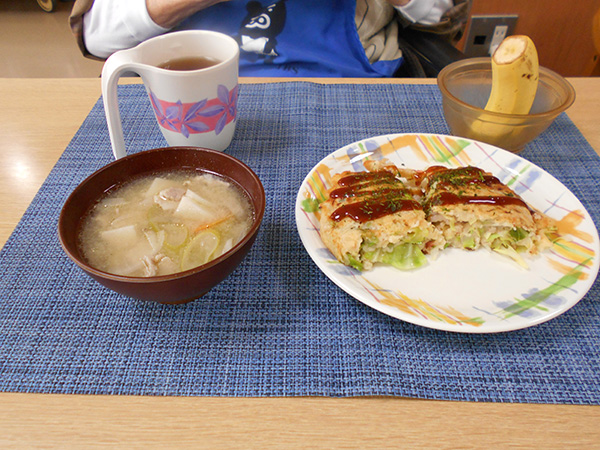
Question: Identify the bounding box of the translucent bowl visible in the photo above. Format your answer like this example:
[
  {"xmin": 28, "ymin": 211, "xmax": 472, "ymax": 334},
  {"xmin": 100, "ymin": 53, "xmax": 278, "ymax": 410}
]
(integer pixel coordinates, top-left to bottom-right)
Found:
[{"xmin": 437, "ymin": 57, "xmax": 575, "ymax": 153}]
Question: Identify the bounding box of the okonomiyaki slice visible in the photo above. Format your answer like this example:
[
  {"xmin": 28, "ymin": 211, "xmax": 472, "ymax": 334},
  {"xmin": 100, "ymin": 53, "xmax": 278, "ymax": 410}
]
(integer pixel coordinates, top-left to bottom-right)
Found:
[
  {"xmin": 319, "ymin": 161, "xmax": 444, "ymax": 271},
  {"xmin": 419, "ymin": 165, "xmax": 557, "ymax": 266}
]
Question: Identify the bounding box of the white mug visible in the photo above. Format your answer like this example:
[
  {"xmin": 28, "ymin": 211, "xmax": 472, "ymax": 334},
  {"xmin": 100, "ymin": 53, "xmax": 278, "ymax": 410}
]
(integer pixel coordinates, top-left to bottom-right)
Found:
[{"xmin": 101, "ymin": 30, "xmax": 240, "ymax": 159}]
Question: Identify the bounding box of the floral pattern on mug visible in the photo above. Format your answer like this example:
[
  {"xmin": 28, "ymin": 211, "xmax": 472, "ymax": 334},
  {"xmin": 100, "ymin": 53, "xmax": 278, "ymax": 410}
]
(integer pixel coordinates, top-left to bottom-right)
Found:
[{"xmin": 149, "ymin": 84, "xmax": 238, "ymax": 138}]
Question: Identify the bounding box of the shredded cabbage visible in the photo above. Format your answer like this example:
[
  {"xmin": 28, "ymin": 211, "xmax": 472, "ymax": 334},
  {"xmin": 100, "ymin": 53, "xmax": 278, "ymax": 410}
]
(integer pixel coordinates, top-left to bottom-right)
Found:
[
  {"xmin": 301, "ymin": 198, "xmax": 320, "ymax": 213},
  {"xmin": 493, "ymin": 246, "xmax": 528, "ymax": 269},
  {"xmin": 346, "ymin": 254, "xmax": 364, "ymax": 271},
  {"xmin": 381, "ymin": 243, "xmax": 427, "ymax": 270}
]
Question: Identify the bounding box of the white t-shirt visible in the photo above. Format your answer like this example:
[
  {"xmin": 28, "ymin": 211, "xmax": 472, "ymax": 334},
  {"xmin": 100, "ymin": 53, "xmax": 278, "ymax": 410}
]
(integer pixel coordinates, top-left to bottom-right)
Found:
[{"xmin": 84, "ymin": 0, "xmax": 452, "ymax": 59}]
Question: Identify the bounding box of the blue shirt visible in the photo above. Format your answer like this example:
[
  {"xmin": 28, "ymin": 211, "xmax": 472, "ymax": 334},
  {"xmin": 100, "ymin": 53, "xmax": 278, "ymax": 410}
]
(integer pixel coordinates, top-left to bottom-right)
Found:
[{"xmin": 175, "ymin": 0, "xmax": 403, "ymax": 77}]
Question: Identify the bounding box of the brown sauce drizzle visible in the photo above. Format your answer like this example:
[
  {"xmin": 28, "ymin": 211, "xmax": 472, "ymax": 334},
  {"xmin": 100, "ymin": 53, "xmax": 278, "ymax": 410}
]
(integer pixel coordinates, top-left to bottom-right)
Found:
[
  {"xmin": 337, "ymin": 171, "xmax": 396, "ymax": 186},
  {"xmin": 330, "ymin": 170, "xmax": 421, "ymax": 223},
  {"xmin": 423, "ymin": 165, "xmax": 447, "ymax": 179},
  {"xmin": 435, "ymin": 175, "xmax": 504, "ymax": 190},
  {"xmin": 331, "ymin": 197, "xmax": 421, "ymax": 223},
  {"xmin": 421, "ymin": 166, "xmax": 529, "ymax": 209},
  {"xmin": 429, "ymin": 166, "xmax": 490, "ymax": 184},
  {"xmin": 428, "ymin": 192, "xmax": 528, "ymax": 209},
  {"xmin": 330, "ymin": 186, "xmax": 402, "ymax": 199},
  {"xmin": 330, "ymin": 166, "xmax": 532, "ymax": 222}
]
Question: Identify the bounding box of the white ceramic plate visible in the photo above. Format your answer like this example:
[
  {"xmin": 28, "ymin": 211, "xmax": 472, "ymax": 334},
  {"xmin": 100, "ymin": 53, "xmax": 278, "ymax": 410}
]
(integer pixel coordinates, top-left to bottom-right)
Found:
[{"xmin": 295, "ymin": 133, "xmax": 600, "ymax": 333}]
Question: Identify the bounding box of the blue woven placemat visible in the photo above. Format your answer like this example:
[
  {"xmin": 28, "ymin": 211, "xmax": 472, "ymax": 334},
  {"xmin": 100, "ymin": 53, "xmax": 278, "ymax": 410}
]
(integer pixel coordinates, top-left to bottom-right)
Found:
[{"xmin": 1, "ymin": 82, "xmax": 599, "ymax": 403}]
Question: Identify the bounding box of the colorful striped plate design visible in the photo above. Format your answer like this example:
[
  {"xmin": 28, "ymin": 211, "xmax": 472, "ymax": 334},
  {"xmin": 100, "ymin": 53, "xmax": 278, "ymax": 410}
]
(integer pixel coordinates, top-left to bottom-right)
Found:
[{"xmin": 295, "ymin": 134, "xmax": 600, "ymax": 333}]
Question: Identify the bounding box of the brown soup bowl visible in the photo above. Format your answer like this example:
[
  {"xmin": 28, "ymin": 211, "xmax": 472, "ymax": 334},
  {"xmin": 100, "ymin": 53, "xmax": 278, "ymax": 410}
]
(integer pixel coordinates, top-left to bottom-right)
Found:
[{"xmin": 58, "ymin": 147, "xmax": 265, "ymax": 304}]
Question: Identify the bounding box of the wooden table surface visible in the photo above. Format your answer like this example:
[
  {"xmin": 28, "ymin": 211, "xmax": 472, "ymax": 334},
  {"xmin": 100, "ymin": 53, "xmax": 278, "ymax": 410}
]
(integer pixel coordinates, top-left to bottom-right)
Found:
[{"xmin": 0, "ymin": 77, "xmax": 599, "ymax": 449}]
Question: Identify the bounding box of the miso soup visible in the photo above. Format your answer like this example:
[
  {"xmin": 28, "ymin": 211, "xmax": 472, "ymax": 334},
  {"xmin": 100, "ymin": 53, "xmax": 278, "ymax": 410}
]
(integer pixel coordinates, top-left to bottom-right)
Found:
[{"xmin": 79, "ymin": 170, "xmax": 253, "ymax": 277}]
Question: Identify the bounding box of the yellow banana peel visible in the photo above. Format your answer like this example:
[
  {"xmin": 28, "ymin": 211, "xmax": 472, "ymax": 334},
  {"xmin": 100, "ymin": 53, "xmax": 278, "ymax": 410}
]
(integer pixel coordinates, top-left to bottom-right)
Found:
[
  {"xmin": 485, "ymin": 35, "xmax": 539, "ymax": 114},
  {"xmin": 468, "ymin": 35, "xmax": 540, "ymax": 150}
]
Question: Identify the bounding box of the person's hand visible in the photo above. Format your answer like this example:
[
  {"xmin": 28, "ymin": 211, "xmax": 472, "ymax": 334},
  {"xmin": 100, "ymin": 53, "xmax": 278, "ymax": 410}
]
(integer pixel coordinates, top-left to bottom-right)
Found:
[{"xmin": 147, "ymin": 0, "xmax": 231, "ymax": 29}]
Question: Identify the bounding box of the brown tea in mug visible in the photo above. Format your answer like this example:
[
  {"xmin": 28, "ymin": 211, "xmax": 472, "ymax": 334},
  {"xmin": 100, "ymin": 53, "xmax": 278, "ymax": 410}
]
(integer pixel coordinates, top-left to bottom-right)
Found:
[{"xmin": 157, "ymin": 56, "xmax": 221, "ymax": 71}]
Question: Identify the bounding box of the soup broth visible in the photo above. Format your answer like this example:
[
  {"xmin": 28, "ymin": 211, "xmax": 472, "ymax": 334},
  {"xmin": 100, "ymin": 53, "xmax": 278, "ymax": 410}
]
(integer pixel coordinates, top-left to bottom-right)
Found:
[{"xmin": 79, "ymin": 170, "xmax": 253, "ymax": 277}]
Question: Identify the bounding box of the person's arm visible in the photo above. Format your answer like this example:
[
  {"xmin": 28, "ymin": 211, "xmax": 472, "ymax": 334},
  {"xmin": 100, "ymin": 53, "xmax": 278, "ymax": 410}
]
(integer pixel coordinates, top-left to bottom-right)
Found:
[
  {"xmin": 78, "ymin": 0, "xmax": 167, "ymax": 59},
  {"xmin": 388, "ymin": 0, "xmax": 454, "ymax": 26},
  {"xmin": 74, "ymin": 0, "xmax": 227, "ymax": 60},
  {"xmin": 146, "ymin": 0, "xmax": 225, "ymax": 28},
  {"xmin": 388, "ymin": 0, "xmax": 472, "ymax": 44}
]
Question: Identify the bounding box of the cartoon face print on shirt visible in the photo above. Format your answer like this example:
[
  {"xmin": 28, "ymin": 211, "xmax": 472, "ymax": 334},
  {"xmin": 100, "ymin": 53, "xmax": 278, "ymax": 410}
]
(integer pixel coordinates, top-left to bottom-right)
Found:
[{"xmin": 237, "ymin": 0, "xmax": 287, "ymax": 59}]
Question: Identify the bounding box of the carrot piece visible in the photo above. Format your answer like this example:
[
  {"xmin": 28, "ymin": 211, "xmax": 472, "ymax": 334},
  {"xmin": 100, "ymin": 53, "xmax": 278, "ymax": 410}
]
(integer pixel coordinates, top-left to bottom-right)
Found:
[{"xmin": 194, "ymin": 214, "xmax": 233, "ymax": 234}]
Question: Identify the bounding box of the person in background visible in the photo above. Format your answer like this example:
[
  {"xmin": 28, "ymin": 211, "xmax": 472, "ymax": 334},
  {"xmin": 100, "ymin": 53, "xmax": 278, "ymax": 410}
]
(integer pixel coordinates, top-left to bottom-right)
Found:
[{"xmin": 70, "ymin": 0, "xmax": 472, "ymax": 77}]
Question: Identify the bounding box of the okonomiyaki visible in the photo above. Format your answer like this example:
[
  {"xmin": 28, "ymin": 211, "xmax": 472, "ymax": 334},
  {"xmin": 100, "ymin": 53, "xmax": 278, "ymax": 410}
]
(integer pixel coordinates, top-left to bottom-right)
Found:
[
  {"xmin": 419, "ymin": 165, "xmax": 557, "ymax": 267},
  {"xmin": 318, "ymin": 161, "xmax": 444, "ymax": 271}
]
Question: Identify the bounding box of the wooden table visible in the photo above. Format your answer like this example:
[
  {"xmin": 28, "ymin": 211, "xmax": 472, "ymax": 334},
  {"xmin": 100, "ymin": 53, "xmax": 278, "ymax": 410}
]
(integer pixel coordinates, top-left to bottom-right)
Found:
[{"xmin": 1, "ymin": 77, "xmax": 599, "ymax": 449}]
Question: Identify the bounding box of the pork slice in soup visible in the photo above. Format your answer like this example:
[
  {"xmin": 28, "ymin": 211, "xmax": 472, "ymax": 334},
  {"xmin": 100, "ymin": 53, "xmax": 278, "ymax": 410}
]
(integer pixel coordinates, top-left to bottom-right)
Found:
[{"xmin": 79, "ymin": 171, "xmax": 253, "ymax": 277}]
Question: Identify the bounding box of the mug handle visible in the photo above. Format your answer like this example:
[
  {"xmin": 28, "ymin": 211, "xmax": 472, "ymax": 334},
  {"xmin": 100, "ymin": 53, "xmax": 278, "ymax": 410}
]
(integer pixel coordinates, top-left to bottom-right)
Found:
[{"xmin": 101, "ymin": 50, "xmax": 145, "ymax": 159}]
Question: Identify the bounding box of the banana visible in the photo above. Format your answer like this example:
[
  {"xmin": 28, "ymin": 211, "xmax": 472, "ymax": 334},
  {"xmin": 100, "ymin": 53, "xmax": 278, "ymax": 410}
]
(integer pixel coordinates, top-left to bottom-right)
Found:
[
  {"xmin": 462, "ymin": 35, "xmax": 540, "ymax": 152},
  {"xmin": 485, "ymin": 35, "xmax": 539, "ymax": 114}
]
